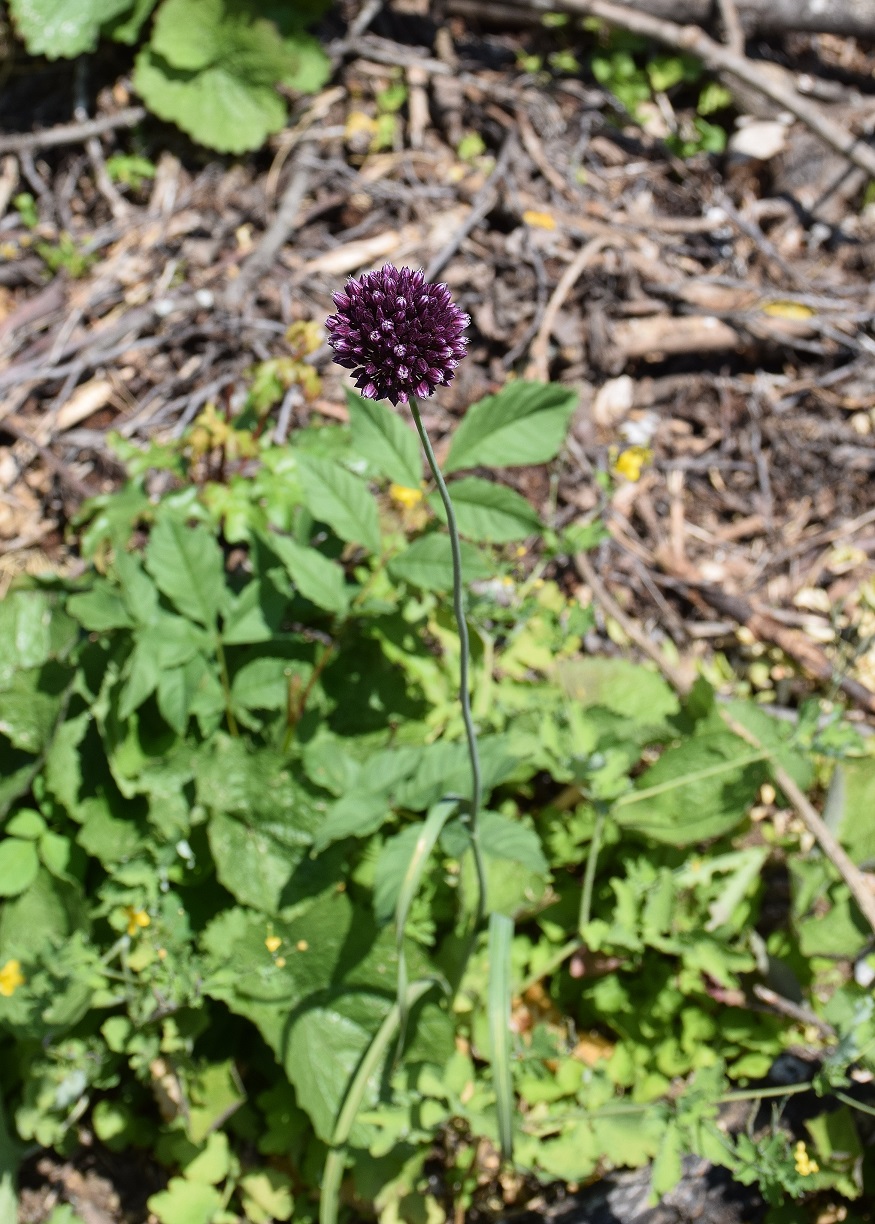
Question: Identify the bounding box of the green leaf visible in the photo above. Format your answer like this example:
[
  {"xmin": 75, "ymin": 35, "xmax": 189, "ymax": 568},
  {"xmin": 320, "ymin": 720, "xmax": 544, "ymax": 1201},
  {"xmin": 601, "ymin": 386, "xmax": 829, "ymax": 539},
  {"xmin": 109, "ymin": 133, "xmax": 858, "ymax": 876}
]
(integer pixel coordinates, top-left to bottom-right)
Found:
[
  {"xmin": 147, "ymin": 1177, "xmax": 223, "ymax": 1224},
  {"xmin": 0, "ymin": 673, "xmax": 62, "ymax": 754},
  {"xmin": 264, "ymin": 534, "xmax": 349, "ymax": 616},
  {"xmin": 488, "ymin": 913, "xmax": 514, "ymax": 1161},
  {"xmin": 831, "ymin": 758, "xmax": 875, "ymax": 867},
  {"xmin": 221, "ymin": 578, "xmax": 287, "ymax": 644},
  {"xmin": 444, "ymin": 382, "xmax": 577, "ymax": 473},
  {"xmin": 132, "ymin": 0, "xmax": 324, "ymax": 153},
  {"xmin": 296, "ymin": 454, "xmax": 381, "ymax": 553},
  {"xmin": 614, "ymin": 729, "xmax": 767, "ymax": 845},
  {"xmin": 107, "ymin": 0, "xmax": 159, "ymax": 44},
  {"xmin": 347, "ymin": 392, "xmax": 422, "ymax": 488},
  {"xmin": 431, "ymin": 477, "xmax": 540, "ymax": 543},
  {"xmin": 0, "ymin": 590, "xmax": 77, "ymax": 688},
  {"xmin": 478, "ymin": 811, "xmax": 549, "ymax": 874},
  {"xmin": 556, "ymin": 656, "xmax": 680, "ymax": 743},
  {"xmin": 388, "ymin": 533, "xmax": 491, "ymax": 593},
  {"xmin": 239, "ymin": 1170, "xmax": 294, "ymax": 1224},
  {"xmin": 67, "ymin": 581, "xmax": 136, "ymax": 631},
  {"xmin": 0, "ymin": 839, "xmax": 40, "ymax": 897},
  {"xmin": 145, "ymin": 516, "xmax": 226, "ymax": 627},
  {"xmin": 8, "ymin": 0, "xmax": 134, "ymax": 58}
]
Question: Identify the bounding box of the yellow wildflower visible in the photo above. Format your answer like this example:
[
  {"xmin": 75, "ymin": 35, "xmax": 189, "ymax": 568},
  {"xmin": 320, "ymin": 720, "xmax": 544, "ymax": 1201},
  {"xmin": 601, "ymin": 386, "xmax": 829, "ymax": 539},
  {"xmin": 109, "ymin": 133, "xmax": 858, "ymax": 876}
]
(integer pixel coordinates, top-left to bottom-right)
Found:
[
  {"xmin": 389, "ymin": 483, "xmax": 424, "ymax": 509},
  {"xmin": 612, "ymin": 445, "xmax": 652, "ymax": 483},
  {"xmin": 794, "ymin": 1140, "xmax": 819, "ymax": 1177},
  {"xmin": 275, "ymin": 956, "xmax": 287, "ymax": 968},
  {"xmin": 265, "ymin": 935, "xmax": 282, "ymax": 954},
  {"xmin": 0, "ymin": 959, "xmax": 25, "ymax": 998},
  {"xmin": 296, "ymin": 939, "xmax": 309, "ymax": 952},
  {"xmin": 123, "ymin": 907, "xmax": 151, "ymax": 937}
]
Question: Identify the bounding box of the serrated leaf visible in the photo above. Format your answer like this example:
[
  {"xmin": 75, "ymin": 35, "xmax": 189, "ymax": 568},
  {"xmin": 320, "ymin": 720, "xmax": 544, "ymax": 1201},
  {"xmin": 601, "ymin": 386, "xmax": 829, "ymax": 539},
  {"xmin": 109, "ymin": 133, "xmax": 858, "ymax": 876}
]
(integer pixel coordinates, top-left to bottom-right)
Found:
[
  {"xmin": 145, "ymin": 516, "xmax": 225, "ymax": 627},
  {"xmin": 388, "ymin": 533, "xmax": 491, "ymax": 592},
  {"xmin": 265, "ymin": 534, "xmax": 349, "ymax": 616},
  {"xmin": 66, "ymin": 581, "xmax": 135, "ymax": 632},
  {"xmin": 615, "ymin": 729, "xmax": 767, "ymax": 845},
  {"xmin": 9, "ymin": 0, "xmax": 133, "ymax": 59},
  {"xmin": 444, "ymin": 382, "xmax": 577, "ymax": 473},
  {"xmin": 431, "ymin": 477, "xmax": 540, "ymax": 543},
  {"xmin": 147, "ymin": 1177, "xmax": 223, "ymax": 1224},
  {"xmin": 132, "ymin": 0, "xmax": 324, "ymax": 153},
  {"xmin": 296, "ymin": 454, "xmax": 381, "ymax": 553},
  {"xmin": 134, "ymin": 48, "xmax": 287, "ymax": 155},
  {"xmin": 347, "ymin": 392, "xmax": 422, "ymax": 488}
]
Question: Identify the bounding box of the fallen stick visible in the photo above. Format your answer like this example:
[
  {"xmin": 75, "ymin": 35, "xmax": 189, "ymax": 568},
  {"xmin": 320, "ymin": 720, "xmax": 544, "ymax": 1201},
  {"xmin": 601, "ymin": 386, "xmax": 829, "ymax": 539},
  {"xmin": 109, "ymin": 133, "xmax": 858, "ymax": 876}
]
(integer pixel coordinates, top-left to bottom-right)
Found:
[
  {"xmin": 720, "ymin": 708, "xmax": 875, "ymax": 939},
  {"xmin": 0, "ymin": 107, "xmax": 146, "ymax": 157},
  {"xmin": 451, "ymin": 0, "xmax": 875, "ymax": 39}
]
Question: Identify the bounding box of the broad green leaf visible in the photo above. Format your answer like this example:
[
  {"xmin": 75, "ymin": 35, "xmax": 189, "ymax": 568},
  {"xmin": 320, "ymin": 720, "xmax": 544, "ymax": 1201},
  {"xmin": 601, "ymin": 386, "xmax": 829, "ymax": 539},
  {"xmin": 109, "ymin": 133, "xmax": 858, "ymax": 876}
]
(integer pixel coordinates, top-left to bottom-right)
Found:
[
  {"xmin": 723, "ymin": 699, "xmax": 813, "ymax": 791},
  {"xmin": 0, "ymin": 590, "xmax": 77, "ymax": 688},
  {"xmin": 388, "ymin": 533, "xmax": 491, "ymax": 592},
  {"xmin": 296, "ymin": 454, "xmax": 381, "ymax": 553},
  {"xmin": 8, "ymin": 0, "xmax": 133, "ymax": 59},
  {"xmin": 557, "ymin": 656, "xmax": 680, "ymax": 743},
  {"xmin": 478, "ymin": 811, "xmax": 548, "ymax": 875},
  {"xmin": 221, "ymin": 578, "xmax": 288, "ymax": 644},
  {"xmin": 0, "ymin": 673, "xmax": 62, "ymax": 754},
  {"xmin": 106, "ymin": 0, "xmax": 158, "ymax": 44},
  {"xmin": 208, "ymin": 809, "xmax": 313, "ymax": 913},
  {"xmin": 265, "ymin": 533, "xmax": 349, "ymax": 616},
  {"xmin": 444, "ymin": 382, "xmax": 577, "ymax": 473},
  {"xmin": 614, "ymin": 730, "xmax": 767, "ymax": 845},
  {"xmin": 6, "ymin": 810, "xmax": 45, "ymax": 840},
  {"xmin": 831, "ymin": 758, "xmax": 875, "ymax": 868},
  {"xmin": 311, "ymin": 793, "xmax": 390, "ymax": 853},
  {"xmin": 147, "ymin": 1177, "xmax": 223, "ymax": 1224},
  {"xmin": 239, "ymin": 1169, "xmax": 294, "ymax": 1224},
  {"xmin": 0, "ymin": 839, "xmax": 39, "ymax": 897},
  {"xmin": 145, "ymin": 516, "xmax": 226, "ymax": 627},
  {"xmin": 347, "ymin": 391, "xmax": 421, "ymax": 488},
  {"xmin": 0, "ymin": 870, "xmax": 87, "ymax": 958},
  {"xmin": 133, "ymin": 0, "xmax": 321, "ymax": 153},
  {"xmin": 66, "ymin": 581, "xmax": 135, "ymax": 632},
  {"xmin": 431, "ymin": 477, "xmax": 540, "ymax": 543},
  {"xmin": 157, "ymin": 655, "xmax": 222, "ymax": 737}
]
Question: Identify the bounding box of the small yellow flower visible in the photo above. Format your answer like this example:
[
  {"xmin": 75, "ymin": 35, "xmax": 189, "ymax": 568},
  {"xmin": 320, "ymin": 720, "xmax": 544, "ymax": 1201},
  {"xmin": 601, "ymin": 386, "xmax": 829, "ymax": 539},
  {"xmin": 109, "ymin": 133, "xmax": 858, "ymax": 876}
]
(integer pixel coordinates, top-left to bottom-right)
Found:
[
  {"xmin": 522, "ymin": 209, "xmax": 556, "ymax": 230},
  {"xmin": 0, "ymin": 959, "xmax": 25, "ymax": 998},
  {"xmin": 296, "ymin": 940, "xmax": 309, "ymax": 953},
  {"xmin": 265, "ymin": 935, "xmax": 282, "ymax": 954},
  {"xmin": 389, "ymin": 483, "xmax": 424, "ymax": 509},
  {"xmin": 794, "ymin": 1140, "xmax": 819, "ymax": 1177},
  {"xmin": 123, "ymin": 907, "xmax": 151, "ymax": 937},
  {"xmin": 274, "ymin": 956, "xmax": 287, "ymax": 968},
  {"xmin": 612, "ymin": 445, "xmax": 652, "ymax": 483},
  {"xmin": 515, "ymin": 546, "xmax": 527, "ymax": 558}
]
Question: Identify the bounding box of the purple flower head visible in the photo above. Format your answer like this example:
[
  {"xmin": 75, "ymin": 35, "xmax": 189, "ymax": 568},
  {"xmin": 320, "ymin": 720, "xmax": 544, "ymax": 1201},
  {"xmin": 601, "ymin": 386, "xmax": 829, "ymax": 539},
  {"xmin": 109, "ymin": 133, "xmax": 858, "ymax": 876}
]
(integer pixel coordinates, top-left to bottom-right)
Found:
[{"xmin": 325, "ymin": 265, "xmax": 469, "ymax": 405}]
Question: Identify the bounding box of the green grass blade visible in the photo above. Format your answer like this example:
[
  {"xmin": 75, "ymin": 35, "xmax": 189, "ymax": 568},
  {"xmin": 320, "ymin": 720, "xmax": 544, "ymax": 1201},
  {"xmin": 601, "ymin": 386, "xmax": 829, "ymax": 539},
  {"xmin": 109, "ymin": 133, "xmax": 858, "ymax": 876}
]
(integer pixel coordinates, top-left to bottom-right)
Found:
[
  {"xmin": 395, "ymin": 798, "xmax": 459, "ymax": 1037},
  {"xmin": 320, "ymin": 977, "xmax": 439, "ymax": 1224},
  {"xmin": 488, "ymin": 912, "xmax": 514, "ymax": 1162}
]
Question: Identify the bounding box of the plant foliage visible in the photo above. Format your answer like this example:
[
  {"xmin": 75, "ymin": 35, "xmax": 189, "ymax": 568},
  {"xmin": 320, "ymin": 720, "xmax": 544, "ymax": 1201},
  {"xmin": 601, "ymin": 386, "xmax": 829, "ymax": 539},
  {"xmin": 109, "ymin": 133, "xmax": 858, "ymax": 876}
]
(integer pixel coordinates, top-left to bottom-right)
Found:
[
  {"xmin": 7, "ymin": 0, "xmax": 331, "ymax": 152},
  {"xmin": 1, "ymin": 372, "xmax": 874, "ymax": 1222}
]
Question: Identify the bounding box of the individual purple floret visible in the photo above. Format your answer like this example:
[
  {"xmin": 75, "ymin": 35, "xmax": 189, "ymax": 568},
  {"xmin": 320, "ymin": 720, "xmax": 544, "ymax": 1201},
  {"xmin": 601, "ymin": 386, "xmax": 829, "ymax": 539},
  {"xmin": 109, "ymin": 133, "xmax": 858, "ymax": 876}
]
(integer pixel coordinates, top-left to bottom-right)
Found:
[{"xmin": 325, "ymin": 265, "xmax": 470, "ymax": 405}]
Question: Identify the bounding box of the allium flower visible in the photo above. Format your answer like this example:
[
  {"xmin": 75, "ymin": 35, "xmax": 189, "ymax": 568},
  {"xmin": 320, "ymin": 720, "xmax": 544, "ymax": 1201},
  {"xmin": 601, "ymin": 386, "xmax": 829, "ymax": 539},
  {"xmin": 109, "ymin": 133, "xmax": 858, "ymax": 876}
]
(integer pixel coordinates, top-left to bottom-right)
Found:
[{"xmin": 326, "ymin": 265, "xmax": 469, "ymax": 405}]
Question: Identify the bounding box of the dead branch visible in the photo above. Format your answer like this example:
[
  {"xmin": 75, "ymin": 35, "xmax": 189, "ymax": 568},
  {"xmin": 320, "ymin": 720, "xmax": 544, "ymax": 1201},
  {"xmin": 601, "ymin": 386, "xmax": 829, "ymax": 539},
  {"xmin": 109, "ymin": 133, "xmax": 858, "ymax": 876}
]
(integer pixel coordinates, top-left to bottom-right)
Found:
[
  {"xmin": 0, "ymin": 107, "xmax": 146, "ymax": 157},
  {"xmin": 451, "ymin": 0, "xmax": 875, "ymax": 39},
  {"xmin": 721, "ymin": 708, "xmax": 875, "ymax": 940}
]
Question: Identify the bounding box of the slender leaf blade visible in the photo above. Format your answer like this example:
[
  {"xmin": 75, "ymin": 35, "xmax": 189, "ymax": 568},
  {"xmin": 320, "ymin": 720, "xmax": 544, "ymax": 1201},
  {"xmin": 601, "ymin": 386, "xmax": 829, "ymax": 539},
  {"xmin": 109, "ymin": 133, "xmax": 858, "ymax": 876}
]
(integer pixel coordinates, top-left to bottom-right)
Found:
[{"xmin": 488, "ymin": 912, "xmax": 514, "ymax": 1162}]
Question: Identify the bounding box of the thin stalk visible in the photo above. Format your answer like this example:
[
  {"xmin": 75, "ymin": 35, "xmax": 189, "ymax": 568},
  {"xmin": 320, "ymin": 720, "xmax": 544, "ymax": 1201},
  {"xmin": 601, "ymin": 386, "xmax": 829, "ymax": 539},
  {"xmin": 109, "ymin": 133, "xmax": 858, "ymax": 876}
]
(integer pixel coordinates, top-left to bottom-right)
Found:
[
  {"xmin": 578, "ymin": 805, "xmax": 606, "ymax": 936},
  {"xmin": 214, "ymin": 637, "xmax": 239, "ymax": 737},
  {"xmin": 409, "ymin": 395, "xmax": 487, "ymax": 927}
]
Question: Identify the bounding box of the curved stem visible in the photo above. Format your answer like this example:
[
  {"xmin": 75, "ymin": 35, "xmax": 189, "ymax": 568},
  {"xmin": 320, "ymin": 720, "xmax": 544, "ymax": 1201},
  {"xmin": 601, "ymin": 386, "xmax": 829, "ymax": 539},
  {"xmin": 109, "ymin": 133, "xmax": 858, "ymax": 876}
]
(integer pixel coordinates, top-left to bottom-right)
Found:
[{"xmin": 409, "ymin": 396, "xmax": 487, "ymax": 927}]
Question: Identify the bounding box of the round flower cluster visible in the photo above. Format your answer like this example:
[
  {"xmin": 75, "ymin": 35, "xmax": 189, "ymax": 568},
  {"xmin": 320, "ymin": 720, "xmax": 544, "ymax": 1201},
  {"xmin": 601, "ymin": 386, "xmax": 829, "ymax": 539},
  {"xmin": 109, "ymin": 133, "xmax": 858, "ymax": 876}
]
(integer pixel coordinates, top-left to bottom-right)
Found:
[{"xmin": 326, "ymin": 265, "xmax": 469, "ymax": 405}]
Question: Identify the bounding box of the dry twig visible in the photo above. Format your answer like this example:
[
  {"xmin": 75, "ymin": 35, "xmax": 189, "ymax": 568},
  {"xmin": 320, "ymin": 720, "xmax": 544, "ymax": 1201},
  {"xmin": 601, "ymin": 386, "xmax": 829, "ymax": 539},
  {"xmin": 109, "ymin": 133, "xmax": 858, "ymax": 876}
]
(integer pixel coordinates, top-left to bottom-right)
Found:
[{"xmin": 0, "ymin": 107, "xmax": 146, "ymax": 157}]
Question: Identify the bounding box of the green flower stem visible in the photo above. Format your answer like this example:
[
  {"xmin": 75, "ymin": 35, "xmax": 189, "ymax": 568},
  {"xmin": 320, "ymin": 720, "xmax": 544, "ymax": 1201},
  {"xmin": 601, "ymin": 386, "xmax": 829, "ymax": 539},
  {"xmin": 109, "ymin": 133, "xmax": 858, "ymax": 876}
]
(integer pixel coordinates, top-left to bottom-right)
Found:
[{"xmin": 409, "ymin": 395, "xmax": 487, "ymax": 927}]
